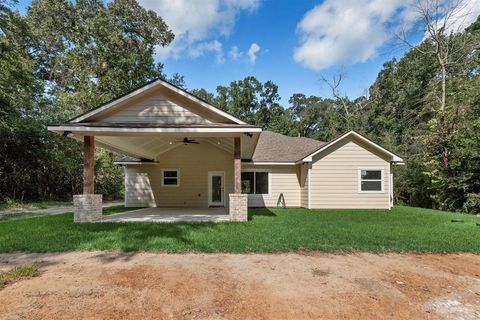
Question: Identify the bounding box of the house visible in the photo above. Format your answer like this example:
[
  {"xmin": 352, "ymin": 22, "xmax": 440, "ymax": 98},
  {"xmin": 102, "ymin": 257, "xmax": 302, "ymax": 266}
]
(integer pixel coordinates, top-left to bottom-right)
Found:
[{"xmin": 48, "ymin": 79, "xmax": 404, "ymax": 222}]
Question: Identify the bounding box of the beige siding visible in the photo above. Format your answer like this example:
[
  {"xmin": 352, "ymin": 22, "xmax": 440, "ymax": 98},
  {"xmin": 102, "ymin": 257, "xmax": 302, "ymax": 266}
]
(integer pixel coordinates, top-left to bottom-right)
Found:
[
  {"xmin": 310, "ymin": 137, "xmax": 390, "ymax": 209},
  {"xmin": 124, "ymin": 135, "xmax": 391, "ymax": 210},
  {"xmin": 100, "ymin": 90, "xmax": 210, "ymax": 124},
  {"xmin": 124, "ymin": 166, "xmax": 156, "ymax": 207},
  {"xmin": 242, "ymin": 165, "xmax": 302, "ymax": 208},
  {"xmin": 125, "ymin": 142, "xmax": 233, "ymax": 208}
]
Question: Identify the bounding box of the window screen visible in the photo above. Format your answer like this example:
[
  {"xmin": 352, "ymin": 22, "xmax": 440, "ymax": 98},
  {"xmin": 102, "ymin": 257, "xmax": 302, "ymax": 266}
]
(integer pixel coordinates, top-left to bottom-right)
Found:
[
  {"xmin": 360, "ymin": 169, "xmax": 382, "ymax": 192},
  {"xmin": 241, "ymin": 171, "xmax": 269, "ymax": 194},
  {"xmin": 162, "ymin": 170, "xmax": 179, "ymax": 186}
]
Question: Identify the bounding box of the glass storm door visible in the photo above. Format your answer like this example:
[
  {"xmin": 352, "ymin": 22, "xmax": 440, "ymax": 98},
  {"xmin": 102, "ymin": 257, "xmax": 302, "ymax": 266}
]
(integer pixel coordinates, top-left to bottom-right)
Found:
[{"xmin": 208, "ymin": 171, "xmax": 224, "ymax": 206}]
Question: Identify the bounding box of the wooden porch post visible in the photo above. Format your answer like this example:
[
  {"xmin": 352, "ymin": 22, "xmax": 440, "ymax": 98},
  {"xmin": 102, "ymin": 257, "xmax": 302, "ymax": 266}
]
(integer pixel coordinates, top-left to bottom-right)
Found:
[
  {"xmin": 83, "ymin": 136, "xmax": 95, "ymax": 194},
  {"xmin": 234, "ymin": 137, "xmax": 241, "ymax": 194},
  {"xmin": 230, "ymin": 136, "xmax": 247, "ymax": 221}
]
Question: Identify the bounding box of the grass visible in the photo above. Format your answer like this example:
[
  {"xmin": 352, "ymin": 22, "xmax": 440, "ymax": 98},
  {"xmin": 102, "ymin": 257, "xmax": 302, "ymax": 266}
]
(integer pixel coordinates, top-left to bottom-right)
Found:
[
  {"xmin": 0, "ymin": 263, "xmax": 40, "ymax": 289},
  {"xmin": 0, "ymin": 200, "xmax": 72, "ymax": 211},
  {"xmin": 0, "ymin": 206, "xmax": 479, "ymax": 253},
  {"xmin": 102, "ymin": 205, "xmax": 133, "ymax": 216},
  {"xmin": 0, "ymin": 204, "xmax": 129, "ymax": 222}
]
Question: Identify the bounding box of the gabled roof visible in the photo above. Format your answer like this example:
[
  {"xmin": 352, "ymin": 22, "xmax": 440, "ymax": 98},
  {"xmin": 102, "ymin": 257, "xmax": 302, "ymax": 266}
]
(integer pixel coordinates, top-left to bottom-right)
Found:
[
  {"xmin": 249, "ymin": 131, "xmax": 326, "ymax": 163},
  {"xmin": 68, "ymin": 78, "xmax": 247, "ymax": 125},
  {"xmin": 302, "ymin": 130, "xmax": 404, "ymax": 163},
  {"xmin": 248, "ymin": 130, "xmax": 404, "ymax": 164}
]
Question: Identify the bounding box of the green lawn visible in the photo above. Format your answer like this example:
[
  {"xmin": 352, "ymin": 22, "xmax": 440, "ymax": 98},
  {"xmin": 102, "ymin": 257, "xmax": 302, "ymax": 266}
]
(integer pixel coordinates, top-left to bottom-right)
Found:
[
  {"xmin": 0, "ymin": 206, "xmax": 478, "ymax": 253},
  {"xmin": 0, "ymin": 200, "xmax": 72, "ymax": 211}
]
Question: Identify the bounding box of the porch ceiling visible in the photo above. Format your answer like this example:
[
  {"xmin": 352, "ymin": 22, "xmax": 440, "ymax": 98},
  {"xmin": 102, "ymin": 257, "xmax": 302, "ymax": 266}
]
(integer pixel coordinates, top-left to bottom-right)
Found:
[{"xmin": 70, "ymin": 133, "xmax": 259, "ymax": 160}]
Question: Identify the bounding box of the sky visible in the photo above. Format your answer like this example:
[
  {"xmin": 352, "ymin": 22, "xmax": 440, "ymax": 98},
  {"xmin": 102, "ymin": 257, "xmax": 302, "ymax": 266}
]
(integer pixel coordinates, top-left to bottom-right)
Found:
[{"xmin": 14, "ymin": 0, "xmax": 480, "ymax": 105}]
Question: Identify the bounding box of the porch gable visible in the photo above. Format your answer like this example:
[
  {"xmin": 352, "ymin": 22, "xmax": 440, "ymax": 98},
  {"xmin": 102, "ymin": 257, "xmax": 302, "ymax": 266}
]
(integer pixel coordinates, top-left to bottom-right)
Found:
[{"xmin": 68, "ymin": 78, "xmax": 246, "ymax": 125}]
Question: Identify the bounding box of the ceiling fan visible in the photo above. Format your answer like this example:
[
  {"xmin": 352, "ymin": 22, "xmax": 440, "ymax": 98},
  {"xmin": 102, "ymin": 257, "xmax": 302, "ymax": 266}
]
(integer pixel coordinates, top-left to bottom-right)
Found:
[{"xmin": 172, "ymin": 137, "xmax": 200, "ymax": 145}]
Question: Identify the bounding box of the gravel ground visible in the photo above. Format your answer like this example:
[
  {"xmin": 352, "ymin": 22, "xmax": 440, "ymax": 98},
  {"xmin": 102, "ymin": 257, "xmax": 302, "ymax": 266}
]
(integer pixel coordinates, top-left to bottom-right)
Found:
[{"xmin": 0, "ymin": 251, "xmax": 479, "ymax": 319}]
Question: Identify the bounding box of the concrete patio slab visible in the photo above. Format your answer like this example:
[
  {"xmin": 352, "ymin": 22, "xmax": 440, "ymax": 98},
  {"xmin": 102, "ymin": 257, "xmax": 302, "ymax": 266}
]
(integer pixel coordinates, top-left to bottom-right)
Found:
[{"xmin": 102, "ymin": 207, "xmax": 229, "ymax": 223}]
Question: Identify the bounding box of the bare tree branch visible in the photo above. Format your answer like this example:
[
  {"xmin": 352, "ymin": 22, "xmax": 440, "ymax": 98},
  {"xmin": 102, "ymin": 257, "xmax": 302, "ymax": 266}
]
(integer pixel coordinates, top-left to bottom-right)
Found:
[
  {"xmin": 319, "ymin": 71, "xmax": 351, "ymax": 117},
  {"xmin": 396, "ymin": 0, "xmax": 475, "ymax": 112}
]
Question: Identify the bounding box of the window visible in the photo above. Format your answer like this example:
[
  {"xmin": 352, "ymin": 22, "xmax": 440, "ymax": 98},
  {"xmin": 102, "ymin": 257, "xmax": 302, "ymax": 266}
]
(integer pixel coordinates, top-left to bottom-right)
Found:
[
  {"xmin": 241, "ymin": 171, "xmax": 269, "ymax": 195},
  {"xmin": 161, "ymin": 169, "xmax": 179, "ymax": 186},
  {"xmin": 359, "ymin": 169, "xmax": 383, "ymax": 192}
]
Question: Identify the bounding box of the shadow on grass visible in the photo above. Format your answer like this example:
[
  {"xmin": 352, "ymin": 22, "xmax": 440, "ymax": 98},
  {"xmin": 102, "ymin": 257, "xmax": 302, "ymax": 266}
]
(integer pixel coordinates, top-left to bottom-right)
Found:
[
  {"xmin": 102, "ymin": 205, "xmax": 133, "ymax": 216},
  {"xmin": 248, "ymin": 208, "xmax": 277, "ymax": 221},
  {"xmin": 0, "ymin": 212, "xmax": 225, "ymax": 253},
  {"xmin": 74, "ymin": 219, "xmax": 219, "ymax": 251}
]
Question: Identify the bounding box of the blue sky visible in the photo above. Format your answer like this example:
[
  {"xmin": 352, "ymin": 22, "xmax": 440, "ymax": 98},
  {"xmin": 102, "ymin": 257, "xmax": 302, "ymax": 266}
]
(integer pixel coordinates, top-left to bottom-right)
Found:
[{"xmin": 14, "ymin": 0, "xmax": 480, "ymax": 105}]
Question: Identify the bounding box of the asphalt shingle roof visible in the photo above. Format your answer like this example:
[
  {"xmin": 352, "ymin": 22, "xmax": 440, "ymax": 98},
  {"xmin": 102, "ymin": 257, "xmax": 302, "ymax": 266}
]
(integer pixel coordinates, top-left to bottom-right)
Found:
[{"xmin": 251, "ymin": 131, "xmax": 326, "ymax": 162}]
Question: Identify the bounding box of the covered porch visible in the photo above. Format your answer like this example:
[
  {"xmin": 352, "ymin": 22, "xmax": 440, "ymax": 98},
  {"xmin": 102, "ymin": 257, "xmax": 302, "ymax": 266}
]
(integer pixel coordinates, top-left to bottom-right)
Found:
[
  {"xmin": 47, "ymin": 79, "xmax": 263, "ymax": 222},
  {"xmin": 48, "ymin": 127, "xmax": 260, "ymax": 223}
]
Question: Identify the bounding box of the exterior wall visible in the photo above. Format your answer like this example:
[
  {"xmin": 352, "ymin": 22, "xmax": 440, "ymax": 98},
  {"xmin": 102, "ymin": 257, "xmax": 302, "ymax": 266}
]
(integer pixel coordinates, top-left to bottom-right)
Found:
[
  {"xmin": 309, "ymin": 137, "xmax": 391, "ymax": 209},
  {"xmin": 124, "ymin": 166, "xmax": 157, "ymax": 207},
  {"xmin": 125, "ymin": 142, "xmax": 234, "ymax": 208},
  {"xmin": 100, "ymin": 90, "xmax": 210, "ymax": 124},
  {"xmin": 241, "ymin": 164, "xmax": 302, "ymax": 208},
  {"xmin": 123, "ymin": 137, "xmax": 392, "ymax": 210}
]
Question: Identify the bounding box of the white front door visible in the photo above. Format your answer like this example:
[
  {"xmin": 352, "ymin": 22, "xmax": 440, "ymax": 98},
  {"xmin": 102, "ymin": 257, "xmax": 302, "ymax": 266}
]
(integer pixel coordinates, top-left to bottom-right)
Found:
[{"xmin": 208, "ymin": 171, "xmax": 225, "ymax": 206}]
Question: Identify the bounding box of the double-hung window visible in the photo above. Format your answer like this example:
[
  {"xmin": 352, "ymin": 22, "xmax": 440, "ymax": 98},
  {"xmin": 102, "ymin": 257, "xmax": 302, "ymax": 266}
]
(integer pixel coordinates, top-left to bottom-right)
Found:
[
  {"xmin": 358, "ymin": 168, "xmax": 383, "ymax": 192},
  {"xmin": 161, "ymin": 169, "xmax": 179, "ymax": 187},
  {"xmin": 241, "ymin": 171, "xmax": 269, "ymax": 195}
]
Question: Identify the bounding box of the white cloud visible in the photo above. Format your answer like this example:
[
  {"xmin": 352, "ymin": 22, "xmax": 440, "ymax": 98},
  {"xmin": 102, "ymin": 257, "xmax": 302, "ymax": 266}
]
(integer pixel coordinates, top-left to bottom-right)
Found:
[
  {"xmin": 294, "ymin": 0, "xmax": 480, "ymax": 70},
  {"xmin": 294, "ymin": 0, "xmax": 411, "ymax": 70},
  {"xmin": 139, "ymin": 0, "xmax": 259, "ymax": 62},
  {"xmin": 247, "ymin": 43, "xmax": 260, "ymax": 63},
  {"xmin": 229, "ymin": 46, "xmax": 243, "ymax": 60},
  {"xmin": 188, "ymin": 40, "xmax": 225, "ymax": 64},
  {"xmin": 425, "ymin": 0, "xmax": 480, "ymax": 35}
]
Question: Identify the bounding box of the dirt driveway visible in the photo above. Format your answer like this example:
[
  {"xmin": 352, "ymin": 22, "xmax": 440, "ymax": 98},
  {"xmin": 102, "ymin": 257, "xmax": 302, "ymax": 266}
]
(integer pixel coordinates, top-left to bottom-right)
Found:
[{"xmin": 0, "ymin": 252, "xmax": 479, "ymax": 320}]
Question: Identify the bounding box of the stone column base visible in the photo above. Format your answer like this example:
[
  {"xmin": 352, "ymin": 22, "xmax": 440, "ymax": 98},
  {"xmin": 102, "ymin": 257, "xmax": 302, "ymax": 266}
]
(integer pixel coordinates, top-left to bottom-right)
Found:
[
  {"xmin": 73, "ymin": 194, "xmax": 102, "ymax": 222},
  {"xmin": 229, "ymin": 194, "xmax": 248, "ymax": 222}
]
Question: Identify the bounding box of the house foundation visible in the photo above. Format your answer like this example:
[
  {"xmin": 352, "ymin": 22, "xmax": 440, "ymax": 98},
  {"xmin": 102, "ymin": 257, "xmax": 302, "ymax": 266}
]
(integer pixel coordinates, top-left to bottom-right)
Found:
[{"xmin": 73, "ymin": 194, "xmax": 102, "ymax": 222}]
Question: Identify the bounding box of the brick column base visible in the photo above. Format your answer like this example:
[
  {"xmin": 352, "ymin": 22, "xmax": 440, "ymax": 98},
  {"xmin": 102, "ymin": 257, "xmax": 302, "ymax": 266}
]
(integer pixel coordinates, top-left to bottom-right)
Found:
[
  {"xmin": 229, "ymin": 194, "xmax": 248, "ymax": 221},
  {"xmin": 73, "ymin": 194, "xmax": 102, "ymax": 222}
]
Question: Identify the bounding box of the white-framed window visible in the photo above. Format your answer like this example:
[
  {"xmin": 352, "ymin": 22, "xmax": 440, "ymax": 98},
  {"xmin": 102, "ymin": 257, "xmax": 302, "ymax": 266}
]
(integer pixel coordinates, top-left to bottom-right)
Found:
[
  {"xmin": 161, "ymin": 169, "xmax": 180, "ymax": 187},
  {"xmin": 241, "ymin": 170, "xmax": 270, "ymax": 195},
  {"xmin": 358, "ymin": 168, "xmax": 384, "ymax": 193}
]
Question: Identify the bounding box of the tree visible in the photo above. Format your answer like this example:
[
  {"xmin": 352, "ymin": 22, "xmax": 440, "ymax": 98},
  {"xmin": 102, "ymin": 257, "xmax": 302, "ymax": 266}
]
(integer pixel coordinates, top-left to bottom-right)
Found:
[
  {"xmin": 190, "ymin": 88, "xmax": 216, "ymax": 104},
  {"xmin": 168, "ymin": 73, "xmax": 187, "ymax": 89},
  {"xmin": 26, "ymin": 0, "xmax": 174, "ymax": 118},
  {"xmin": 366, "ymin": 12, "xmax": 480, "ymax": 212},
  {"xmin": 398, "ymin": 0, "xmax": 477, "ymax": 112},
  {"xmin": 288, "ymin": 94, "xmax": 322, "ymax": 138},
  {"xmin": 0, "ymin": 0, "xmax": 176, "ymax": 202},
  {"xmin": 214, "ymin": 76, "xmax": 263, "ymax": 124}
]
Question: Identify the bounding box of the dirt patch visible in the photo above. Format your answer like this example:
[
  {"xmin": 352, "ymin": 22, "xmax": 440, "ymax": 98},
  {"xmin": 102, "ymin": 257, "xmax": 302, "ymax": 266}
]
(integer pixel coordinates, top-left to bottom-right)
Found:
[{"xmin": 0, "ymin": 252, "xmax": 479, "ymax": 319}]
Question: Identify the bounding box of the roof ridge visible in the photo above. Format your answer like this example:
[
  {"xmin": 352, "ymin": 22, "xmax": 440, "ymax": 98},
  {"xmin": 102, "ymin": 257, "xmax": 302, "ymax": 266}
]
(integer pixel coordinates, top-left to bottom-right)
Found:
[{"xmin": 263, "ymin": 130, "xmax": 325, "ymax": 143}]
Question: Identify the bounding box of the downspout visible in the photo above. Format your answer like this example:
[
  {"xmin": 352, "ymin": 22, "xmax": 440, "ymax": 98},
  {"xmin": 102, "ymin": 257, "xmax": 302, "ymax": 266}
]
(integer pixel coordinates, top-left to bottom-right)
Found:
[
  {"xmin": 307, "ymin": 162, "xmax": 312, "ymax": 209},
  {"xmin": 389, "ymin": 163, "xmax": 393, "ymax": 210},
  {"xmin": 123, "ymin": 166, "xmax": 127, "ymax": 208}
]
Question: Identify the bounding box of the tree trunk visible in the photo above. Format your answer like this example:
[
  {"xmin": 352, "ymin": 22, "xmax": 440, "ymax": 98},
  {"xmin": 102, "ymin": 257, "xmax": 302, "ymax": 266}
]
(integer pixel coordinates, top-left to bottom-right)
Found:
[{"xmin": 440, "ymin": 63, "xmax": 446, "ymax": 111}]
